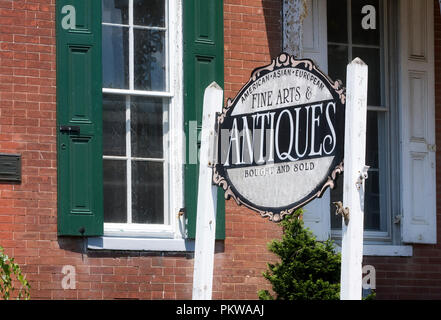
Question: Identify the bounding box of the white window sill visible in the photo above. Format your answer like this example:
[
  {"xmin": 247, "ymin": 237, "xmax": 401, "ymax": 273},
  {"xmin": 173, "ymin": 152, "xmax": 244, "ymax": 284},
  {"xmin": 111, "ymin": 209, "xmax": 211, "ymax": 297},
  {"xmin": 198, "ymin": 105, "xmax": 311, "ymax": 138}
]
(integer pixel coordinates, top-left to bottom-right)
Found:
[
  {"xmin": 88, "ymin": 238, "xmax": 412, "ymax": 256},
  {"xmin": 88, "ymin": 237, "xmax": 195, "ymax": 252},
  {"xmin": 103, "ymin": 223, "xmax": 176, "ymax": 238},
  {"xmin": 334, "ymin": 244, "xmax": 413, "ymax": 257}
]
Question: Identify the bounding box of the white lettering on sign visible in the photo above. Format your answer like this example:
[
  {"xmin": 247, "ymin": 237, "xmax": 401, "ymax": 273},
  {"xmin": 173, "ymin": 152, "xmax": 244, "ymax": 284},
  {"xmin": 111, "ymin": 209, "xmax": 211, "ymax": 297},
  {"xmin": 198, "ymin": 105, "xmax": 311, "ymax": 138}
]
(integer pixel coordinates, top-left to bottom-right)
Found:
[
  {"xmin": 222, "ymin": 101, "xmax": 337, "ymax": 166},
  {"xmin": 361, "ymin": 5, "xmax": 376, "ymax": 30},
  {"xmin": 324, "ymin": 102, "xmax": 337, "ymax": 155},
  {"xmin": 233, "ymin": 69, "xmax": 331, "ymax": 116}
]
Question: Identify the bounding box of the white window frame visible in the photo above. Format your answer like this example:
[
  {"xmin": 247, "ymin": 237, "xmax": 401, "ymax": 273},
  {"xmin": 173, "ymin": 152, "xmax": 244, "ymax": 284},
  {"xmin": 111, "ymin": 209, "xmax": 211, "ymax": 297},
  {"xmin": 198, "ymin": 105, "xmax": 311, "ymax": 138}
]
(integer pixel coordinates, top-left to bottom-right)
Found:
[
  {"xmin": 301, "ymin": 0, "xmax": 436, "ymax": 253},
  {"xmin": 101, "ymin": 0, "xmax": 185, "ymax": 240},
  {"xmin": 328, "ymin": 0, "xmax": 393, "ymax": 243},
  {"xmin": 300, "ymin": 0, "xmax": 426, "ymax": 253}
]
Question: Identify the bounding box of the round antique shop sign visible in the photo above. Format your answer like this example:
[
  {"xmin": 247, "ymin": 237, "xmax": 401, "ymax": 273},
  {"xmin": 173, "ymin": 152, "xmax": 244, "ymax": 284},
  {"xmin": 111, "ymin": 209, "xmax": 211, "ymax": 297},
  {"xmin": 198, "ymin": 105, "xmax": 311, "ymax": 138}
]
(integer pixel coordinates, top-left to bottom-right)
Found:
[{"xmin": 213, "ymin": 53, "xmax": 346, "ymax": 222}]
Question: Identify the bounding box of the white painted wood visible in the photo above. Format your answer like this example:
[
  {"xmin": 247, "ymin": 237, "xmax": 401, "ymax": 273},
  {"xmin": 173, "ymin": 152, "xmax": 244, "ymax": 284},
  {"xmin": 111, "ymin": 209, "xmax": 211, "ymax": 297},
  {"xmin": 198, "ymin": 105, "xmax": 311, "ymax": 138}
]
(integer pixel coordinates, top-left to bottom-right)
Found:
[
  {"xmin": 102, "ymin": 88, "xmax": 174, "ymax": 97},
  {"xmin": 103, "ymin": 155, "xmax": 165, "ymax": 162},
  {"xmin": 340, "ymin": 58, "xmax": 368, "ymax": 300},
  {"xmin": 102, "ymin": 22, "xmax": 167, "ymax": 31},
  {"xmin": 125, "ymin": 97, "xmax": 133, "ymax": 224},
  {"xmin": 88, "ymin": 237, "xmax": 413, "ymax": 256},
  {"xmin": 126, "ymin": 0, "xmax": 135, "ymax": 226},
  {"xmin": 168, "ymin": 0, "xmax": 185, "ymax": 239},
  {"xmin": 303, "ymin": 191, "xmax": 331, "ymax": 241},
  {"xmin": 192, "ymin": 82, "xmax": 224, "ymax": 300},
  {"xmin": 103, "ymin": 223, "xmax": 174, "ymax": 238},
  {"xmin": 88, "ymin": 237, "xmax": 195, "ymax": 252},
  {"xmin": 302, "ymin": 0, "xmax": 328, "ymax": 71},
  {"xmin": 362, "ymin": 245, "xmax": 412, "ymax": 257},
  {"xmin": 128, "ymin": 0, "xmax": 134, "ymax": 91},
  {"xmin": 301, "ymin": 0, "xmax": 331, "ymax": 241},
  {"xmin": 399, "ymin": 0, "xmax": 436, "ymax": 244},
  {"xmin": 333, "ymin": 244, "xmax": 413, "ymax": 257}
]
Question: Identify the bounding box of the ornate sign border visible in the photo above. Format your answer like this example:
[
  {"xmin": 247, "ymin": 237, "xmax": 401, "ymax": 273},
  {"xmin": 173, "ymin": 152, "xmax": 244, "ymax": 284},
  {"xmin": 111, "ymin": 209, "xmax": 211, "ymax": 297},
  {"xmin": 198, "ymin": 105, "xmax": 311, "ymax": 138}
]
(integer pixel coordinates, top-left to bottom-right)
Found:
[{"xmin": 213, "ymin": 53, "xmax": 346, "ymax": 222}]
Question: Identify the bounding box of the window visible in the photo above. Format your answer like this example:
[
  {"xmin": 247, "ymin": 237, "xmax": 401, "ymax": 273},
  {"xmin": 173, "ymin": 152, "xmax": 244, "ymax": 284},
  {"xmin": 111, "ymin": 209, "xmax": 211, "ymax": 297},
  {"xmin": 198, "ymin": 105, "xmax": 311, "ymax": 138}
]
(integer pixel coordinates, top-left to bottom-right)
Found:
[
  {"xmin": 300, "ymin": 0, "xmax": 436, "ymax": 247},
  {"xmin": 56, "ymin": 0, "xmax": 225, "ymax": 242},
  {"xmin": 101, "ymin": 0, "xmax": 182, "ymax": 237},
  {"xmin": 327, "ymin": 0, "xmax": 391, "ymax": 241}
]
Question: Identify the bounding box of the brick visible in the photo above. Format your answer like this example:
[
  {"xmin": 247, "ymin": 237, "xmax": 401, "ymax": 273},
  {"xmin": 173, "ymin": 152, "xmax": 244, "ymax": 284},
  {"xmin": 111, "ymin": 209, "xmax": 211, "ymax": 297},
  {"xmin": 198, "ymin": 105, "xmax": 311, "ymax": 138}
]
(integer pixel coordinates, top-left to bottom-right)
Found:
[{"xmin": 0, "ymin": 0, "xmax": 440, "ymax": 301}]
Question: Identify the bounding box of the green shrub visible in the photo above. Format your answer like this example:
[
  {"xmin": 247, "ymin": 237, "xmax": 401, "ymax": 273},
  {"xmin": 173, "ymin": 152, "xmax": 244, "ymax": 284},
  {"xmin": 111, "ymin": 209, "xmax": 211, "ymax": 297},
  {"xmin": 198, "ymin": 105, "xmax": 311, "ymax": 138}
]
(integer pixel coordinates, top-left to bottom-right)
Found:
[
  {"xmin": 258, "ymin": 209, "xmax": 341, "ymax": 300},
  {"xmin": 0, "ymin": 246, "xmax": 31, "ymax": 300}
]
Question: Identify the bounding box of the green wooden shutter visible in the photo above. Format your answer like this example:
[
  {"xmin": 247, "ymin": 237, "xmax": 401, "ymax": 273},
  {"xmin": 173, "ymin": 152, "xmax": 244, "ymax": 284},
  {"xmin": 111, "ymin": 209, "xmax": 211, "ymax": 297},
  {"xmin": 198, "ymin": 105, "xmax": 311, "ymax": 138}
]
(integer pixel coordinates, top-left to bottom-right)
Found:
[
  {"xmin": 184, "ymin": 0, "xmax": 225, "ymax": 239},
  {"xmin": 56, "ymin": 1, "xmax": 103, "ymax": 236}
]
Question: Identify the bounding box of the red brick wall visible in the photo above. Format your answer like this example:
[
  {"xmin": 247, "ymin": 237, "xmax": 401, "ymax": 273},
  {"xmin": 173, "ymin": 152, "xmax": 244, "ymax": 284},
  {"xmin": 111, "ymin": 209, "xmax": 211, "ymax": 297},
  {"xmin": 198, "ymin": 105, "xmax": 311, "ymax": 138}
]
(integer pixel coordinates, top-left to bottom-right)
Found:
[
  {"xmin": 1, "ymin": 0, "xmax": 440, "ymax": 301},
  {"xmin": 219, "ymin": 0, "xmax": 282, "ymax": 300},
  {"xmin": 0, "ymin": 0, "xmax": 283, "ymax": 300}
]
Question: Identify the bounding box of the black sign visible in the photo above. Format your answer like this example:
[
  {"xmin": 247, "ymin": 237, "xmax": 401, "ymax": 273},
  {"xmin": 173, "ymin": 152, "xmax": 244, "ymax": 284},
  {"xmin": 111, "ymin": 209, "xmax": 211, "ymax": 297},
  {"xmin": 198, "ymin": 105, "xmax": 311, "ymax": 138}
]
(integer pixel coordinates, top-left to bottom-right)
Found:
[{"xmin": 213, "ymin": 53, "xmax": 346, "ymax": 222}]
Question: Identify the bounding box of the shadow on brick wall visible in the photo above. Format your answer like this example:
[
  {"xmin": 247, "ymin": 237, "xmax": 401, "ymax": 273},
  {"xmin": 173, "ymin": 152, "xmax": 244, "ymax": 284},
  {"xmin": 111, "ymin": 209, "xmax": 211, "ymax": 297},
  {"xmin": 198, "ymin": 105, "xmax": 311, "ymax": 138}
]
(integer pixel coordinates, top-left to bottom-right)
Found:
[{"xmin": 262, "ymin": 0, "xmax": 282, "ymax": 59}]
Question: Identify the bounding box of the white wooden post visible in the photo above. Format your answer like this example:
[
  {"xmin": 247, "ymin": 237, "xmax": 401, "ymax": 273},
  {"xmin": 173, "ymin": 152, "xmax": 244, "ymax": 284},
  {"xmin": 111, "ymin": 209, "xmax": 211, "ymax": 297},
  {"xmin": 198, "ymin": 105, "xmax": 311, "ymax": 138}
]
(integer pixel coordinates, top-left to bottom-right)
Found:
[
  {"xmin": 340, "ymin": 58, "xmax": 368, "ymax": 300},
  {"xmin": 192, "ymin": 82, "xmax": 223, "ymax": 300}
]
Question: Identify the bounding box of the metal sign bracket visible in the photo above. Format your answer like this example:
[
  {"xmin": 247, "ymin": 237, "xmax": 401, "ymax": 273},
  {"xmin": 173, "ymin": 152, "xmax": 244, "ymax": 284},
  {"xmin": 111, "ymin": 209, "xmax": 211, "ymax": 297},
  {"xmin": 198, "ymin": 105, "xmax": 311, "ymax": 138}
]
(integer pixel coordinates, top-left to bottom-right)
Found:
[{"xmin": 333, "ymin": 201, "xmax": 350, "ymax": 226}]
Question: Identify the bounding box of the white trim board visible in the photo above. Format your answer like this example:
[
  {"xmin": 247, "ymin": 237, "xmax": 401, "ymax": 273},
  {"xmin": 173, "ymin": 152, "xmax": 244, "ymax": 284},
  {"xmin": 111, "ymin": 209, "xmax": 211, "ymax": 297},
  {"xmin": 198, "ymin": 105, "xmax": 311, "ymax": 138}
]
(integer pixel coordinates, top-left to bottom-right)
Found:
[
  {"xmin": 334, "ymin": 244, "xmax": 413, "ymax": 257},
  {"xmin": 88, "ymin": 237, "xmax": 413, "ymax": 257},
  {"xmin": 88, "ymin": 237, "xmax": 195, "ymax": 252}
]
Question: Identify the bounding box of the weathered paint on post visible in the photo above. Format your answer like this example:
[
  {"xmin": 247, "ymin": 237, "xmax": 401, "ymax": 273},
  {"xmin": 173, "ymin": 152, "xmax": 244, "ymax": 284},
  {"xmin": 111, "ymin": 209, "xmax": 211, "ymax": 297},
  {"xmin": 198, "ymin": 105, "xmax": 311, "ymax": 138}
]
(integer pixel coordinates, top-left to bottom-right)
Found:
[
  {"xmin": 192, "ymin": 82, "xmax": 224, "ymax": 300},
  {"xmin": 340, "ymin": 58, "xmax": 368, "ymax": 300}
]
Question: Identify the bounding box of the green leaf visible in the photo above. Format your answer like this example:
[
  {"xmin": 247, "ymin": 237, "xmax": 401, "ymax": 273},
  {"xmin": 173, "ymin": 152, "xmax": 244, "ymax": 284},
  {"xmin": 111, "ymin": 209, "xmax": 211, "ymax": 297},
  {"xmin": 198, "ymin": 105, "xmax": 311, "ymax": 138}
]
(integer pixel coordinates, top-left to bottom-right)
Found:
[{"xmin": 0, "ymin": 246, "xmax": 31, "ymax": 300}]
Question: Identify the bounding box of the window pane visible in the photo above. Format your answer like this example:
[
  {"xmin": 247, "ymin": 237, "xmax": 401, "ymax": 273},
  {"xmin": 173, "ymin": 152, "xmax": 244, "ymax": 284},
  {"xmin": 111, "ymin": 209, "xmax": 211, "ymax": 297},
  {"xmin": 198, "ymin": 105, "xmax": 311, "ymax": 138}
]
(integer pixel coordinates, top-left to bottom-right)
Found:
[
  {"xmin": 352, "ymin": 47, "xmax": 382, "ymax": 106},
  {"xmin": 351, "ymin": 0, "xmax": 380, "ymax": 46},
  {"xmin": 103, "ymin": 94, "xmax": 126, "ymax": 156},
  {"xmin": 329, "ymin": 0, "xmax": 388, "ymax": 235},
  {"xmin": 328, "ymin": 44, "xmax": 348, "ymax": 85},
  {"xmin": 134, "ymin": 29, "xmax": 166, "ymax": 91},
  {"xmin": 366, "ymin": 111, "xmax": 379, "ymax": 169},
  {"xmin": 102, "ymin": 0, "xmax": 129, "ymax": 25},
  {"xmin": 364, "ymin": 170, "xmax": 380, "ymax": 230},
  {"xmin": 102, "ymin": 25, "xmax": 130, "ymax": 89},
  {"xmin": 133, "ymin": 0, "xmax": 166, "ymax": 27},
  {"xmin": 132, "ymin": 161, "xmax": 164, "ymax": 224},
  {"xmin": 327, "ymin": 0, "xmax": 348, "ymax": 43},
  {"xmin": 365, "ymin": 111, "xmax": 381, "ymax": 231},
  {"xmin": 104, "ymin": 160, "xmax": 127, "ymax": 223},
  {"xmin": 131, "ymin": 96, "xmax": 165, "ymax": 158}
]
